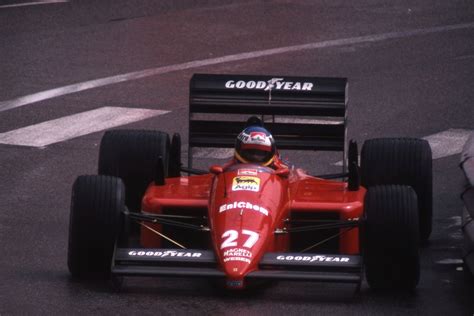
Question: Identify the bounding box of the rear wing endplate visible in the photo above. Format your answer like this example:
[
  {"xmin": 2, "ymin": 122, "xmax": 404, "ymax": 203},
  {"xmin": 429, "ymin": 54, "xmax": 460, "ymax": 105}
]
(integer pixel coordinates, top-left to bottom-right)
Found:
[{"xmin": 188, "ymin": 74, "xmax": 348, "ymax": 168}]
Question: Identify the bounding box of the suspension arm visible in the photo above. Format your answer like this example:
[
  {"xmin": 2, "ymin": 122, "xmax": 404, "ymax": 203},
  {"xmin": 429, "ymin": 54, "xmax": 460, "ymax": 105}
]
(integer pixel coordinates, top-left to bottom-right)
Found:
[
  {"xmin": 124, "ymin": 210, "xmax": 210, "ymax": 232},
  {"xmin": 281, "ymin": 220, "xmax": 362, "ymax": 233}
]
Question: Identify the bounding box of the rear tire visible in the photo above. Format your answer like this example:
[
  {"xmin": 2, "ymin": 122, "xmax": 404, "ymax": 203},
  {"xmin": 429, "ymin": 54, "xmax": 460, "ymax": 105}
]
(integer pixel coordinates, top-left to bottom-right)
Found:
[
  {"xmin": 98, "ymin": 130, "xmax": 170, "ymax": 213},
  {"xmin": 363, "ymin": 185, "xmax": 420, "ymax": 290},
  {"xmin": 67, "ymin": 175, "xmax": 125, "ymax": 278},
  {"xmin": 361, "ymin": 138, "xmax": 432, "ymax": 241}
]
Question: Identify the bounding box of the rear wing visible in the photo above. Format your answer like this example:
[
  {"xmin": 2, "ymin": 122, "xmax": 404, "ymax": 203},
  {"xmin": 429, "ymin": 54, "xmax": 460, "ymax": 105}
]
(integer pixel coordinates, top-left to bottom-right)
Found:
[{"xmin": 188, "ymin": 74, "xmax": 348, "ymax": 168}]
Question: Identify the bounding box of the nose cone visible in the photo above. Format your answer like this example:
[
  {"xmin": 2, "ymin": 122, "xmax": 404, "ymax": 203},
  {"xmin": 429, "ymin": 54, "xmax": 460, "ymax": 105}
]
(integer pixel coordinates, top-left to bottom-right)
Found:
[
  {"xmin": 208, "ymin": 167, "xmax": 288, "ymax": 288},
  {"xmin": 220, "ymin": 247, "xmax": 255, "ymax": 289},
  {"xmin": 221, "ymin": 247, "xmax": 253, "ymax": 279}
]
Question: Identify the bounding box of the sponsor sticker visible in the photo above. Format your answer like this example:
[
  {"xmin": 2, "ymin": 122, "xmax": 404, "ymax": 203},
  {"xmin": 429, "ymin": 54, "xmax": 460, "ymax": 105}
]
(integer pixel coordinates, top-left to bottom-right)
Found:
[
  {"xmin": 223, "ymin": 257, "xmax": 251, "ymax": 263},
  {"xmin": 232, "ymin": 176, "xmax": 260, "ymax": 192},
  {"xmin": 238, "ymin": 131, "xmax": 273, "ymax": 147},
  {"xmin": 249, "ymin": 131, "xmax": 266, "ymax": 143},
  {"xmin": 276, "ymin": 255, "xmax": 350, "ymax": 263},
  {"xmin": 128, "ymin": 250, "xmax": 202, "ymax": 258},
  {"xmin": 219, "ymin": 201, "xmax": 268, "ymax": 216},
  {"xmin": 224, "ymin": 78, "xmax": 314, "ymax": 91},
  {"xmin": 223, "ymin": 248, "xmax": 252, "ymax": 258},
  {"xmin": 237, "ymin": 168, "xmax": 258, "ymax": 176},
  {"xmin": 223, "ymin": 248, "xmax": 252, "ymax": 264}
]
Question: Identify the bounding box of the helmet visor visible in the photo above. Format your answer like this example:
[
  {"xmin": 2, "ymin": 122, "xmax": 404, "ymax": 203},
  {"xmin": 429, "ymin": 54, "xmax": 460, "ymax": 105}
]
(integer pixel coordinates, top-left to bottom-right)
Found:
[{"xmin": 239, "ymin": 149, "xmax": 274, "ymax": 164}]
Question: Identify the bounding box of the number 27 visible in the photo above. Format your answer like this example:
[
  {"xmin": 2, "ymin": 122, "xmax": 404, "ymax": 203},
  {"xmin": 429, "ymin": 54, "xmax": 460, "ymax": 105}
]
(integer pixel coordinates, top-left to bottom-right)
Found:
[{"xmin": 220, "ymin": 229, "xmax": 259, "ymax": 249}]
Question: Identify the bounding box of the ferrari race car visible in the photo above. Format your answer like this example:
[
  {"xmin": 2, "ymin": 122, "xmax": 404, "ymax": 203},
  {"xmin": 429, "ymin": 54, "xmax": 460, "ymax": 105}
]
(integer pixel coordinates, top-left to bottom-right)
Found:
[{"xmin": 67, "ymin": 74, "xmax": 432, "ymax": 291}]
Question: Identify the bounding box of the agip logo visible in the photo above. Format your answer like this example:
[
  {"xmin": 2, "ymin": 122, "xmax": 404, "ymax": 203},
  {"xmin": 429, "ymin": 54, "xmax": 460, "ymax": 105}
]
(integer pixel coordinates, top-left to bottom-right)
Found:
[{"xmin": 232, "ymin": 176, "xmax": 260, "ymax": 192}]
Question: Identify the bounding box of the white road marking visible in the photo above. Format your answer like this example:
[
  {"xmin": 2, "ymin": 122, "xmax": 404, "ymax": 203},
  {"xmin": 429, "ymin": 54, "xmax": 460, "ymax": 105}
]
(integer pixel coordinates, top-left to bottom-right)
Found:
[
  {"xmin": 454, "ymin": 54, "xmax": 474, "ymax": 60},
  {"xmin": 436, "ymin": 259, "xmax": 463, "ymax": 265},
  {"xmin": 272, "ymin": 118, "xmax": 343, "ymax": 125},
  {"xmin": 424, "ymin": 129, "xmax": 472, "ymax": 159},
  {"xmin": 192, "ymin": 148, "xmax": 234, "ymax": 159},
  {"xmin": 192, "ymin": 126, "xmax": 472, "ymax": 161},
  {"xmin": 185, "ymin": 118, "xmax": 342, "ymax": 159},
  {"xmin": 449, "ymin": 231, "xmax": 463, "ymax": 240},
  {"xmin": 333, "ymin": 128, "xmax": 473, "ymax": 166},
  {"xmin": 0, "ymin": 107, "xmax": 169, "ymax": 147},
  {"xmin": 0, "ymin": 0, "xmax": 68, "ymax": 9},
  {"xmin": 446, "ymin": 216, "xmax": 462, "ymax": 229},
  {"xmin": 1, "ymin": 22, "xmax": 474, "ymax": 112}
]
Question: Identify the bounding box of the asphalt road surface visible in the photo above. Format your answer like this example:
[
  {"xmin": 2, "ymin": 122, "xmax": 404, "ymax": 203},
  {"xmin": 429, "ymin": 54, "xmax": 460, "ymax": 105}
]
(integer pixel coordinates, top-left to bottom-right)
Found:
[{"xmin": 1, "ymin": 0, "xmax": 473, "ymax": 314}]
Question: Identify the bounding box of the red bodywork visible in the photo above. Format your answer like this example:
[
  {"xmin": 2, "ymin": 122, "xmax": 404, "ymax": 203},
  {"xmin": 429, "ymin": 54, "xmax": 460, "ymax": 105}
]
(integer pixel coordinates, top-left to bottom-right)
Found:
[{"xmin": 141, "ymin": 163, "xmax": 365, "ymax": 288}]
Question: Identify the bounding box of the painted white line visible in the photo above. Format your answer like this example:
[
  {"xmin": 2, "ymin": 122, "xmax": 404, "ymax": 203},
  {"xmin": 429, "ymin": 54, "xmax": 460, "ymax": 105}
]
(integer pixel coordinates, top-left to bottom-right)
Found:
[
  {"xmin": 188, "ymin": 128, "xmax": 472, "ymax": 161},
  {"xmin": 449, "ymin": 231, "xmax": 463, "ymax": 240},
  {"xmin": 0, "ymin": 107, "xmax": 169, "ymax": 147},
  {"xmin": 273, "ymin": 118, "xmax": 343, "ymax": 125},
  {"xmin": 1, "ymin": 22, "xmax": 474, "ymax": 112},
  {"xmin": 185, "ymin": 118, "xmax": 342, "ymax": 160},
  {"xmin": 454, "ymin": 54, "xmax": 474, "ymax": 60},
  {"xmin": 0, "ymin": 0, "xmax": 68, "ymax": 8},
  {"xmin": 436, "ymin": 259, "xmax": 463, "ymax": 265},
  {"xmin": 192, "ymin": 147, "xmax": 234, "ymax": 159},
  {"xmin": 446, "ymin": 216, "xmax": 462, "ymax": 228},
  {"xmin": 333, "ymin": 128, "xmax": 473, "ymax": 166},
  {"xmin": 424, "ymin": 128, "xmax": 473, "ymax": 159}
]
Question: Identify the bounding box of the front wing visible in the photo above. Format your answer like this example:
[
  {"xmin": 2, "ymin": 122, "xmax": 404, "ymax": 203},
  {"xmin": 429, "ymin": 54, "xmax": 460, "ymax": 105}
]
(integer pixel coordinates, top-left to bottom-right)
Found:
[{"xmin": 112, "ymin": 248, "xmax": 362, "ymax": 284}]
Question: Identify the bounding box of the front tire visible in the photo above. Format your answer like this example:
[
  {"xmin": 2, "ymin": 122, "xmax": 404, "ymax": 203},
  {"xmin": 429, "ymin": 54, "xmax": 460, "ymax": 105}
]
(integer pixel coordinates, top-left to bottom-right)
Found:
[
  {"xmin": 67, "ymin": 175, "xmax": 125, "ymax": 279},
  {"xmin": 363, "ymin": 185, "xmax": 420, "ymax": 290}
]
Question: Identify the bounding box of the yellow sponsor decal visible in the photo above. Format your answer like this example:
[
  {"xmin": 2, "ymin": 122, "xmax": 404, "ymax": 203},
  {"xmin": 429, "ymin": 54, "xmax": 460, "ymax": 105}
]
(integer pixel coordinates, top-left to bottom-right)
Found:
[{"xmin": 232, "ymin": 176, "xmax": 260, "ymax": 192}]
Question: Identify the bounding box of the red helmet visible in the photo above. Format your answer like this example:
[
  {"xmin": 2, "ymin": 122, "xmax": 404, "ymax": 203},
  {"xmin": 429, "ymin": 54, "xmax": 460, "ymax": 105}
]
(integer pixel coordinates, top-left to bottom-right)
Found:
[{"xmin": 235, "ymin": 126, "xmax": 276, "ymax": 166}]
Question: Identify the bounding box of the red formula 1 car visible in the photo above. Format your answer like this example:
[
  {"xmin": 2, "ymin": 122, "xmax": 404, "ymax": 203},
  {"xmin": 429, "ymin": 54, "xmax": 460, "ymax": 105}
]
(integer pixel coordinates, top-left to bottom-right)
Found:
[{"xmin": 67, "ymin": 74, "xmax": 432, "ymax": 291}]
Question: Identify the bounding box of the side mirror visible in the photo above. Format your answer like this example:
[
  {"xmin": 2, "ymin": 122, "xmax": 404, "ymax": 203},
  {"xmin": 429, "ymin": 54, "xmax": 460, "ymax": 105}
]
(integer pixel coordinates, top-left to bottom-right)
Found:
[
  {"xmin": 348, "ymin": 140, "xmax": 360, "ymax": 191},
  {"xmin": 210, "ymin": 165, "xmax": 224, "ymax": 175},
  {"xmin": 275, "ymin": 168, "xmax": 290, "ymax": 178},
  {"xmin": 154, "ymin": 156, "xmax": 165, "ymax": 185}
]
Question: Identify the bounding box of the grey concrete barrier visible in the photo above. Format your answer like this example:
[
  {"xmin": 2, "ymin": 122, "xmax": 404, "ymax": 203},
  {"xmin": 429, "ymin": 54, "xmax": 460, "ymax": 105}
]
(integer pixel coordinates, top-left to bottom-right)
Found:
[{"xmin": 461, "ymin": 132, "xmax": 474, "ymax": 274}]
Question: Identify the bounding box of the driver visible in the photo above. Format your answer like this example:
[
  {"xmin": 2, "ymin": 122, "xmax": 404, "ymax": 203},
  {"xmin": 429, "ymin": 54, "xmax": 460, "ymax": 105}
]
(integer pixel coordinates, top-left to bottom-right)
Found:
[
  {"xmin": 235, "ymin": 125, "xmax": 276, "ymax": 167},
  {"xmin": 232, "ymin": 117, "xmax": 288, "ymax": 170}
]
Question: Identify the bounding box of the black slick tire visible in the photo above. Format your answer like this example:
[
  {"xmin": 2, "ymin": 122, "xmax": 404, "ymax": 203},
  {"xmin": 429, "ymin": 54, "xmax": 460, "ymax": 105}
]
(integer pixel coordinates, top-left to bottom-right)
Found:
[
  {"xmin": 361, "ymin": 138, "xmax": 432, "ymax": 241},
  {"xmin": 67, "ymin": 175, "xmax": 125, "ymax": 279},
  {"xmin": 98, "ymin": 129, "xmax": 170, "ymax": 213},
  {"xmin": 363, "ymin": 185, "xmax": 420, "ymax": 290}
]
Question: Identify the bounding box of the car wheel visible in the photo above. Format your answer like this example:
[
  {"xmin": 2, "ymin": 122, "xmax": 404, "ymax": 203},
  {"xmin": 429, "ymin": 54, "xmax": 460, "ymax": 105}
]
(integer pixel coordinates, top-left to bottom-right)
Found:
[
  {"xmin": 67, "ymin": 175, "xmax": 125, "ymax": 278},
  {"xmin": 363, "ymin": 185, "xmax": 420, "ymax": 290},
  {"xmin": 98, "ymin": 129, "xmax": 170, "ymax": 213},
  {"xmin": 361, "ymin": 138, "xmax": 432, "ymax": 241}
]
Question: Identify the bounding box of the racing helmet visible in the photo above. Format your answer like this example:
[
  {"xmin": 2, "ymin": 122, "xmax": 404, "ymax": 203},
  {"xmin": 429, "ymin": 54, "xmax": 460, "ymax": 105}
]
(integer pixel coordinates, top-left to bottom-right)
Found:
[{"xmin": 235, "ymin": 125, "xmax": 276, "ymax": 166}]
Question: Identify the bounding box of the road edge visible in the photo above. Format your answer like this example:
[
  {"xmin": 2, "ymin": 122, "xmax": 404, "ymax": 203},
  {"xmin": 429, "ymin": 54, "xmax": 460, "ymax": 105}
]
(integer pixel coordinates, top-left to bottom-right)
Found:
[{"xmin": 460, "ymin": 131, "xmax": 474, "ymax": 274}]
